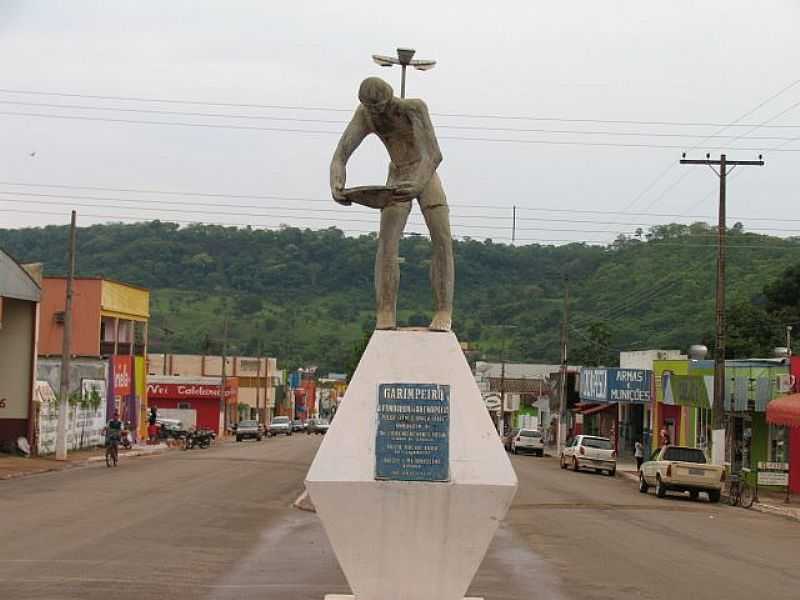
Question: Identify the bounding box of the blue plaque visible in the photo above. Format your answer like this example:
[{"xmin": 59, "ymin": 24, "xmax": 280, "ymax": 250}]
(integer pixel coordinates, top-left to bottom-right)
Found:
[{"xmin": 375, "ymin": 383, "xmax": 450, "ymax": 482}]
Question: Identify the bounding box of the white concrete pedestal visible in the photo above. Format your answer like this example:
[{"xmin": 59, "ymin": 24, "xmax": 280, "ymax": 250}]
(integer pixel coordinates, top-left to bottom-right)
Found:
[
  {"xmin": 306, "ymin": 330, "xmax": 517, "ymax": 600},
  {"xmin": 325, "ymin": 596, "xmax": 483, "ymax": 600}
]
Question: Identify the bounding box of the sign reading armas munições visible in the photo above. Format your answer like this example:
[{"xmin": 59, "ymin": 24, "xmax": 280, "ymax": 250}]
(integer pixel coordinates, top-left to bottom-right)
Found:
[
  {"xmin": 375, "ymin": 383, "xmax": 450, "ymax": 482},
  {"xmin": 579, "ymin": 368, "xmax": 652, "ymax": 404}
]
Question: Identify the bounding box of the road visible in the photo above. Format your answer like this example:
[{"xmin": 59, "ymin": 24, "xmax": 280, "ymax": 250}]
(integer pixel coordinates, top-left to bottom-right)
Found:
[{"xmin": 1, "ymin": 435, "xmax": 799, "ymax": 599}]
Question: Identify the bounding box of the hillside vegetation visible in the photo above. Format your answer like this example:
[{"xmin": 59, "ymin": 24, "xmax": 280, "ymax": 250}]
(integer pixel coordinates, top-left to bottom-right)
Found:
[{"xmin": 2, "ymin": 221, "xmax": 799, "ymax": 372}]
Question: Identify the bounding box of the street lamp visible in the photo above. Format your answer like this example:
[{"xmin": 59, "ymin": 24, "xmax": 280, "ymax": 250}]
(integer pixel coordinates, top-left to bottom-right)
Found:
[{"xmin": 372, "ymin": 47, "xmax": 436, "ymax": 98}]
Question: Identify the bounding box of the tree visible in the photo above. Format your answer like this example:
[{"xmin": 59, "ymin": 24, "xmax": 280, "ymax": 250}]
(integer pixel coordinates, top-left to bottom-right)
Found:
[
  {"xmin": 570, "ymin": 321, "xmax": 614, "ymax": 367},
  {"xmin": 725, "ymin": 302, "xmax": 783, "ymax": 358}
]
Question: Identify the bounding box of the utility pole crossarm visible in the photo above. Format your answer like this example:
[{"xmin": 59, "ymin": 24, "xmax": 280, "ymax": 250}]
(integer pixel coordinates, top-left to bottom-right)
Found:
[{"xmin": 680, "ymin": 159, "xmax": 765, "ymax": 166}]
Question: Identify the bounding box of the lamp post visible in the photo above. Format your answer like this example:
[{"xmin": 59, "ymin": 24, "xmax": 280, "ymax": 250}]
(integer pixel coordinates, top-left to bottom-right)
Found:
[{"xmin": 372, "ymin": 47, "xmax": 436, "ymax": 98}]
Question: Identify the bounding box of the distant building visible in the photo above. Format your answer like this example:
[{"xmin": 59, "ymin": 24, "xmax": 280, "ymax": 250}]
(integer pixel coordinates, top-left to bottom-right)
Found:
[
  {"xmin": 474, "ymin": 361, "xmax": 571, "ymax": 432},
  {"xmin": 0, "ymin": 250, "xmax": 41, "ymax": 450},
  {"xmin": 148, "ymin": 354, "xmax": 279, "ymax": 426},
  {"xmin": 146, "ymin": 374, "xmax": 239, "ymax": 435}
]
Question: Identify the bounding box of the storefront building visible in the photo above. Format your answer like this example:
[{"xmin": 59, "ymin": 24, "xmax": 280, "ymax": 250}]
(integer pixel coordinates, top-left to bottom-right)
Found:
[
  {"xmin": 577, "ymin": 367, "xmax": 652, "ymax": 453},
  {"xmin": 149, "ymin": 354, "xmax": 278, "ymax": 425},
  {"xmin": 38, "ymin": 277, "xmax": 150, "ymax": 440},
  {"xmin": 653, "ymin": 358, "xmax": 791, "ymax": 488},
  {"xmin": 146, "ymin": 375, "xmax": 238, "ymax": 435},
  {"xmin": 0, "ymin": 251, "xmax": 41, "ymax": 450}
]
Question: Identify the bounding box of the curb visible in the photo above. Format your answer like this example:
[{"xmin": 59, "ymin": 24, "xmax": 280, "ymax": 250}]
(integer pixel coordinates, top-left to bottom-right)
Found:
[
  {"xmin": 750, "ymin": 501, "xmax": 800, "ymax": 522},
  {"xmin": 86, "ymin": 445, "xmax": 170, "ymax": 463},
  {"xmin": 2, "ymin": 445, "xmax": 172, "ymax": 479}
]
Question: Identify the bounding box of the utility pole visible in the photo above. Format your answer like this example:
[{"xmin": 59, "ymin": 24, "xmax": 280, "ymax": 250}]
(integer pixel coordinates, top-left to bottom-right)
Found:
[
  {"xmin": 512, "ymin": 205, "xmax": 517, "ymax": 244},
  {"xmin": 56, "ymin": 210, "xmax": 77, "ymax": 461},
  {"xmin": 558, "ymin": 278, "xmax": 570, "ymax": 456},
  {"xmin": 499, "ymin": 343, "xmax": 506, "ymax": 435},
  {"xmin": 255, "ymin": 341, "xmax": 263, "ymax": 424},
  {"xmin": 680, "ymin": 153, "xmax": 764, "ymax": 463},
  {"xmin": 219, "ymin": 318, "xmax": 229, "ymax": 436}
]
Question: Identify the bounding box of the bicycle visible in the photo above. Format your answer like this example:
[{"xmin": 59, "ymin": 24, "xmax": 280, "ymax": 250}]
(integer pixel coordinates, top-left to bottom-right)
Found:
[
  {"xmin": 726, "ymin": 468, "xmax": 755, "ymax": 508},
  {"xmin": 105, "ymin": 433, "xmax": 120, "ymax": 468}
]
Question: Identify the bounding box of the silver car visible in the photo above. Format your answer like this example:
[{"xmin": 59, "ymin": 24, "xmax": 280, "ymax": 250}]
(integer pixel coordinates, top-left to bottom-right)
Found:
[{"xmin": 268, "ymin": 416, "xmax": 293, "ymax": 436}]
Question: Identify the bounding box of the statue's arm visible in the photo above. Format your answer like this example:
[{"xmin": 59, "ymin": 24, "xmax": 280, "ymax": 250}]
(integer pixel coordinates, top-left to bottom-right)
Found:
[{"xmin": 330, "ymin": 107, "xmax": 370, "ymax": 203}]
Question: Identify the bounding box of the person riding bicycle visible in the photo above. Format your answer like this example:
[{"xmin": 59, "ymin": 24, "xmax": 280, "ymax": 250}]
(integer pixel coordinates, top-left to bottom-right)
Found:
[{"xmin": 106, "ymin": 411, "xmax": 123, "ymax": 446}]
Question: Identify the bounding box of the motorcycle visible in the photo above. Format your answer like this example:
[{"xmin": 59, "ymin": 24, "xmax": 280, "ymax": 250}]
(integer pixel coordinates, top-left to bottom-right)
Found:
[
  {"xmin": 184, "ymin": 428, "xmax": 214, "ymax": 450},
  {"xmin": 120, "ymin": 426, "xmax": 133, "ymax": 450}
]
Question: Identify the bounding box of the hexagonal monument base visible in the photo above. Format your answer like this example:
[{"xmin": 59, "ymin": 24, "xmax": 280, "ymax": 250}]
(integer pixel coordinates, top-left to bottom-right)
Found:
[
  {"xmin": 325, "ymin": 597, "xmax": 483, "ymax": 600},
  {"xmin": 306, "ymin": 330, "xmax": 517, "ymax": 600}
]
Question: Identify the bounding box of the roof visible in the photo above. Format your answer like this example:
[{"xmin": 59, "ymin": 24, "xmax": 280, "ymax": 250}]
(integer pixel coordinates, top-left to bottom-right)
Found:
[
  {"xmin": 148, "ymin": 375, "xmax": 236, "ymax": 386},
  {"xmin": 43, "ymin": 276, "xmax": 150, "ymax": 293},
  {"xmin": 475, "ymin": 362, "xmax": 579, "ymax": 379},
  {"xmin": 0, "ymin": 248, "xmax": 41, "ymax": 302}
]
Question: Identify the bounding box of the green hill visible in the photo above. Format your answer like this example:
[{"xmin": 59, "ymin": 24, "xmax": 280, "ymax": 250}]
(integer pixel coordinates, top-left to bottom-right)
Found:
[{"xmin": 2, "ymin": 221, "xmax": 798, "ymax": 372}]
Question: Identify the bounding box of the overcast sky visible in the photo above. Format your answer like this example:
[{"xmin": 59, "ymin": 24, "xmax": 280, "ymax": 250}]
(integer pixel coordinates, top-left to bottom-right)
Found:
[{"xmin": 1, "ymin": 1, "xmax": 799, "ymax": 245}]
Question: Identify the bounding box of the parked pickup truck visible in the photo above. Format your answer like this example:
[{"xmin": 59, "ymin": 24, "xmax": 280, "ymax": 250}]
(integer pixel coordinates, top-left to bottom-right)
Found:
[
  {"xmin": 639, "ymin": 445, "xmax": 724, "ymax": 503},
  {"xmin": 560, "ymin": 435, "xmax": 616, "ymax": 476}
]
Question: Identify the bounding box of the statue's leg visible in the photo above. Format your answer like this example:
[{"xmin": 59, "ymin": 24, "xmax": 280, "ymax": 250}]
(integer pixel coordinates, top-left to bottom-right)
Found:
[
  {"xmin": 420, "ymin": 174, "xmax": 454, "ymax": 332},
  {"xmin": 375, "ymin": 201, "xmax": 411, "ymax": 330}
]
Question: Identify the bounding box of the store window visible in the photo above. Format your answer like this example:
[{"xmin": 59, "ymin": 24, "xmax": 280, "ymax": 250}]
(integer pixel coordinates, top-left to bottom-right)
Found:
[{"xmin": 768, "ymin": 424, "xmax": 788, "ymax": 463}]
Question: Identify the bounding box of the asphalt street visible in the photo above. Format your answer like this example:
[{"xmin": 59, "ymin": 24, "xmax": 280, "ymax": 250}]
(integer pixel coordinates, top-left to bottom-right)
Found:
[{"xmin": 1, "ymin": 435, "xmax": 798, "ymax": 600}]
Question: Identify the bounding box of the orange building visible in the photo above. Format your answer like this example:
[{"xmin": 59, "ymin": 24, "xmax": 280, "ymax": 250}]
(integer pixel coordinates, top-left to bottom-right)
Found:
[
  {"xmin": 38, "ymin": 277, "xmax": 150, "ymax": 438},
  {"xmin": 39, "ymin": 277, "xmax": 149, "ymax": 358}
]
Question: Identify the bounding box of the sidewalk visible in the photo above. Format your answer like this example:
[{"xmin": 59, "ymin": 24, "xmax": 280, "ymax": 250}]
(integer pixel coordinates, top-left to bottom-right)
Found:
[
  {"xmin": 614, "ymin": 458, "xmax": 800, "ymax": 522},
  {"xmin": 0, "ymin": 443, "xmax": 170, "ymax": 480},
  {"xmin": 751, "ymin": 488, "xmax": 800, "ymax": 521}
]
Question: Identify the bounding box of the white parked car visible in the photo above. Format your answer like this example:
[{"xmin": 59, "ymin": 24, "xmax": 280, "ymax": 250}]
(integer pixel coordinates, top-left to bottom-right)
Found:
[
  {"xmin": 511, "ymin": 428, "xmax": 544, "ymax": 456},
  {"xmin": 560, "ymin": 435, "xmax": 616, "ymax": 476}
]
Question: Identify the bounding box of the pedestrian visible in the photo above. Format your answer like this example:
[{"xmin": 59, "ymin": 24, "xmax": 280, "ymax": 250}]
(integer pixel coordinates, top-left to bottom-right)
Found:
[
  {"xmin": 659, "ymin": 425, "xmax": 671, "ymax": 447},
  {"xmin": 147, "ymin": 405, "xmax": 159, "ymax": 444},
  {"xmin": 634, "ymin": 440, "xmax": 644, "ymax": 471}
]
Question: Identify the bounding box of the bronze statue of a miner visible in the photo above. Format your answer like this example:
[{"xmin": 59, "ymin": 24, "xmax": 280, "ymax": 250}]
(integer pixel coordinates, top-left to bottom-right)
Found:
[{"xmin": 330, "ymin": 77, "xmax": 454, "ymax": 331}]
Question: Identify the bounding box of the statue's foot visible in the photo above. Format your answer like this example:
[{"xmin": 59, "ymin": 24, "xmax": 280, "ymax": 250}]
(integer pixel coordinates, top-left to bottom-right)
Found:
[
  {"xmin": 429, "ymin": 311, "xmax": 452, "ymax": 332},
  {"xmin": 376, "ymin": 311, "xmax": 397, "ymax": 330}
]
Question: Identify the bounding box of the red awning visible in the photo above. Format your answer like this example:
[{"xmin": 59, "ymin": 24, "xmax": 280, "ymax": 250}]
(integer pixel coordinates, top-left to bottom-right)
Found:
[
  {"xmin": 766, "ymin": 393, "xmax": 800, "ymax": 428},
  {"xmin": 576, "ymin": 403, "xmax": 617, "ymax": 417}
]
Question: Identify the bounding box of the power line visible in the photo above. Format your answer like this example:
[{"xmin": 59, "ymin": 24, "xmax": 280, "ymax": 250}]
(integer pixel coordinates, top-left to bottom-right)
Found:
[
  {"xmin": 5, "ymin": 191, "xmax": 800, "ymax": 235},
  {"xmin": 4, "ymin": 98, "xmax": 800, "ymax": 141},
  {"xmin": 3, "ymin": 87, "xmax": 800, "ymax": 128},
  {"xmin": 3, "ymin": 110, "xmax": 800, "ymax": 152},
  {"xmin": 609, "ymin": 78, "xmax": 800, "ymax": 227},
  {"xmin": 2, "ymin": 185, "xmax": 800, "ymax": 230}
]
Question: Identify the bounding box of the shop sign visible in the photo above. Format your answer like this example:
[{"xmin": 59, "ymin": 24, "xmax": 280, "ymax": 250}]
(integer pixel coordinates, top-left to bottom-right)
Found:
[
  {"xmin": 483, "ymin": 392, "xmax": 501, "ymax": 411},
  {"xmin": 579, "ymin": 368, "xmax": 608, "ymax": 403},
  {"xmin": 607, "ymin": 369, "xmax": 652, "ymax": 404},
  {"xmin": 113, "ymin": 356, "xmax": 133, "ymax": 396},
  {"xmin": 757, "ymin": 462, "xmax": 789, "ymax": 486},
  {"xmin": 146, "ymin": 383, "xmax": 234, "ymax": 399}
]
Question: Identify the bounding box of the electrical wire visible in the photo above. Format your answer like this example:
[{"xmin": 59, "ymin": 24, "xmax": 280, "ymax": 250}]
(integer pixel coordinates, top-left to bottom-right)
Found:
[
  {"xmin": 3, "ymin": 110, "xmax": 800, "ymax": 152},
  {"xmin": 4, "ymin": 99, "xmax": 800, "ymax": 141},
  {"xmin": 2, "ymin": 87, "xmax": 800, "ymax": 128}
]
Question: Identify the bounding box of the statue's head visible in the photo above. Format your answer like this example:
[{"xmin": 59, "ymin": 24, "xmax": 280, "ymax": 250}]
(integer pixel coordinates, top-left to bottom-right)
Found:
[{"xmin": 359, "ymin": 77, "xmax": 393, "ymax": 116}]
